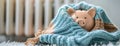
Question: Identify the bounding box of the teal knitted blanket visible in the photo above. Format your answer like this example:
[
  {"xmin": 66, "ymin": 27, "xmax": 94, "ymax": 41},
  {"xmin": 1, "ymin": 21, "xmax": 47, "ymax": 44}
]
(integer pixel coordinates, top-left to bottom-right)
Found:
[{"xmin": 38, "ymin": 1, "xmax": 120, "ymax": 46}]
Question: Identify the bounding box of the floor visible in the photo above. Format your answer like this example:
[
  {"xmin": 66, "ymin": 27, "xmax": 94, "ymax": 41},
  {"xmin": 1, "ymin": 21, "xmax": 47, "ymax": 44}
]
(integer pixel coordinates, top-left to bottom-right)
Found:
[{"xmin": 0, "ymin": 35, "xmax": 28, "ymax": 43}]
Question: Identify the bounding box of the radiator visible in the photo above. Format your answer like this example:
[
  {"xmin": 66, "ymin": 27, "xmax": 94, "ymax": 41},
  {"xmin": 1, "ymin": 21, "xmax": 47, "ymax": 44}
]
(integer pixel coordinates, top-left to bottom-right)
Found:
[{"xmin": 0, "ymin": 0, "xmax": 81, "ymax": 37}]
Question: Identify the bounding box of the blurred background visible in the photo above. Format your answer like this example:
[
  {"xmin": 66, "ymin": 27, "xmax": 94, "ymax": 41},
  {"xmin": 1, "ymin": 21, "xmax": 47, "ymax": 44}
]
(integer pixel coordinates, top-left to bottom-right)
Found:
[{"xmin": 0, "ymin": 0, "xmax": 120, "ymax": 43}]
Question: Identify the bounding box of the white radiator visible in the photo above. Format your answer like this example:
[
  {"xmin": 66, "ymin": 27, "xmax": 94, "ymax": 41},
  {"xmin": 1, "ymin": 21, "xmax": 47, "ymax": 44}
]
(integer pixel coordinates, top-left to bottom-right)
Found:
[{"xmin": 0, "ymin": 0, "xmax": 80, "ymax": 37}]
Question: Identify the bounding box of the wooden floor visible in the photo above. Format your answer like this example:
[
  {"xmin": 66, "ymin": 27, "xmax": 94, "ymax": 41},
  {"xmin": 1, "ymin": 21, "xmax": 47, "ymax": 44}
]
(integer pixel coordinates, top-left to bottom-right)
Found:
[{"xmin": 0, "ymin": 35, "xmax": 29, "ymax": 42}]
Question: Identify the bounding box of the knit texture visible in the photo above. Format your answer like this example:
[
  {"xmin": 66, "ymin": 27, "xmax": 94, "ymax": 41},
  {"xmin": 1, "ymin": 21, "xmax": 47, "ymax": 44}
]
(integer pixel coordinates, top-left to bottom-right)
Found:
[{"xmin": 38, "ymin": 1, "xmax": 120, "ymax": 46}]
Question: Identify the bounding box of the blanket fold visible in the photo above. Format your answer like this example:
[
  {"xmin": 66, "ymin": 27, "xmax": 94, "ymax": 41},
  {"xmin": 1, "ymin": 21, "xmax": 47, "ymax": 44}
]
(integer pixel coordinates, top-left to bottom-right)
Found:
[{"xmin": 38, "ymin": 1, "xmax": 120, "ymax": 46}]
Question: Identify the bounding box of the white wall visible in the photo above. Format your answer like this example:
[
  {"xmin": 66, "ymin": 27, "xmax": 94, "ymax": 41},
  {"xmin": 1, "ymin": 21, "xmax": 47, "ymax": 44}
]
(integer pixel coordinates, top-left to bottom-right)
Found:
[{"xmin": 81, "ymin": 0, "xmax": 120, "ymax": 28}]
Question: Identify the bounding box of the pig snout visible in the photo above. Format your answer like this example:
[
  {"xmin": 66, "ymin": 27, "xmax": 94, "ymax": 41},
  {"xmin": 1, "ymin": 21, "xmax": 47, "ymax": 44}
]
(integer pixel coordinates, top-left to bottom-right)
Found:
[{"xmin": 78, "ymin": 19, "xmax": 86, "ymax": 27}]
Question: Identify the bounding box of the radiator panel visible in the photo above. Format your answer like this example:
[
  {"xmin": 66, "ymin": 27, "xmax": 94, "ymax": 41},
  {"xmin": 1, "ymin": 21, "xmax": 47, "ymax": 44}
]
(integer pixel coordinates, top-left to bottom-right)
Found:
[
  {"xmin": 0, "ymin": 0, "xmax": 5, "ymax": 34},
  {"xmin": 6, "ymin": 0, "xmax": 15, "ymax": 35},
  {"xmin": 24, "ymin": 0, "xmax": 34, "ymax": 37},
  {"xmin": 15, "ymin": 0, "xmax": 24, "ymax": 36}
]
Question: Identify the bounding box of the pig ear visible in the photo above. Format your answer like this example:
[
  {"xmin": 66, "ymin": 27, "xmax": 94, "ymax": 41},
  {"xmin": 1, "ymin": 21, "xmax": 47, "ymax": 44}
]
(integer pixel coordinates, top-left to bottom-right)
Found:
[
  {"xmin": 87, "ymin": 7, "xmax": 96, "ymax": 18},
  {"xmin": 67, "ymin": 8, "xmax": 75, "ymax": 16}
]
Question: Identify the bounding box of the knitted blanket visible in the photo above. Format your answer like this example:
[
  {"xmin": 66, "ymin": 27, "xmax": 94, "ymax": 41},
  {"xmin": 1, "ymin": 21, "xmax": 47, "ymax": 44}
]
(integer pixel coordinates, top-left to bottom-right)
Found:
[{"xmin": 38, "ymin": 1, "xmax": 120, "ymax": 46}]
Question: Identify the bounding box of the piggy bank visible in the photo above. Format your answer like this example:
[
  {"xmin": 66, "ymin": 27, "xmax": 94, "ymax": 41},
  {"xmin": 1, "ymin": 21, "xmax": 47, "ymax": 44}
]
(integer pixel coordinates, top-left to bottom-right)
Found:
[{"xmin": 67, "ymin": 7, "xmax": 96, "ymax": 31}]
